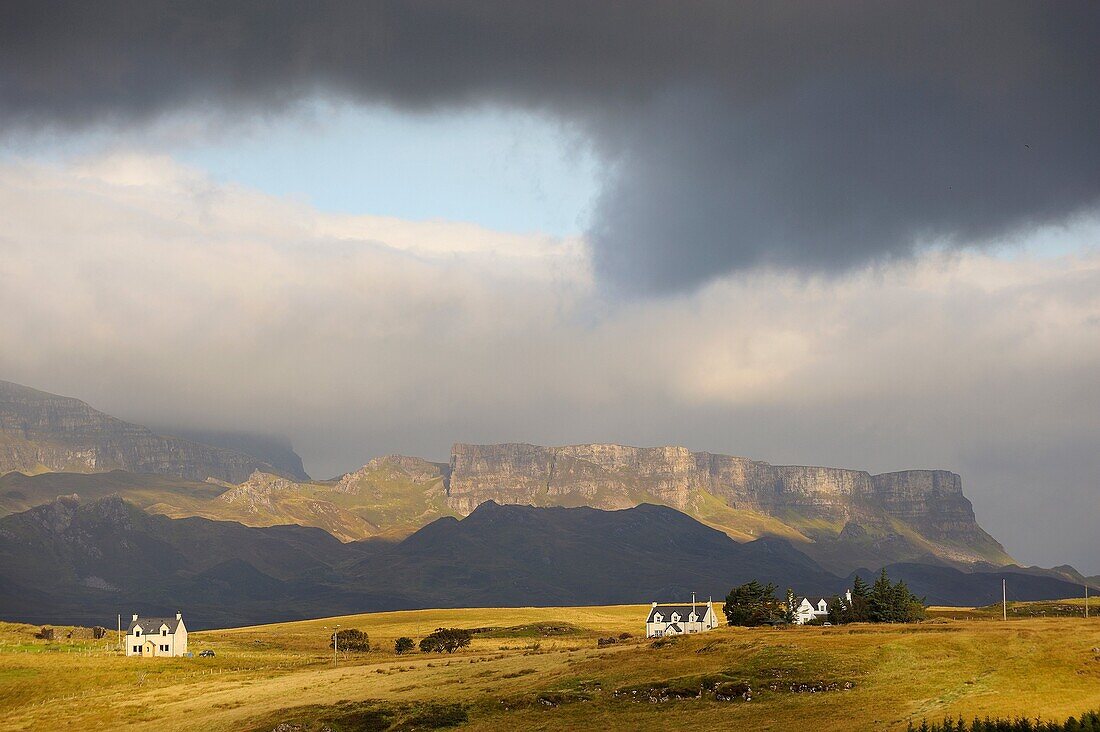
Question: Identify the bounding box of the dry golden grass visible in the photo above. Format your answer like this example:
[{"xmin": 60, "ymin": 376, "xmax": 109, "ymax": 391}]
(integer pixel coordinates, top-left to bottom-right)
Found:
[{"xmin": 2, "ymin": 603, "xmax": 1099, "ymax": 731}]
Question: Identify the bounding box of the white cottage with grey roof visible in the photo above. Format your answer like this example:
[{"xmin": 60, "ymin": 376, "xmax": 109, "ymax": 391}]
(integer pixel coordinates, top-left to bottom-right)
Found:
[
  {"xmin": 126, "ymin": 612, "xmax": 188, "ymax": 657},
  {"xmin": 793, "ymin": 597, "xmax": 830, "ymax": 624},
  {"xmin": 645, "ymin": 598, "xmax": 719, "ymax": 638},
  {"xmin": 793, "ymin": 590, "xmax": 851, "ymax": 624}
]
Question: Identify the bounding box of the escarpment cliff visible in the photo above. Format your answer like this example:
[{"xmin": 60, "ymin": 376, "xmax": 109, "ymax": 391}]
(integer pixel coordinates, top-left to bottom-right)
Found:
[
  {"xmin": 0, "ymin": 380, "xmax": 282, "ymax": 483},
  {"xmin": 447, "ymin": 442, "xmax": 1011, "ymax": 572}
]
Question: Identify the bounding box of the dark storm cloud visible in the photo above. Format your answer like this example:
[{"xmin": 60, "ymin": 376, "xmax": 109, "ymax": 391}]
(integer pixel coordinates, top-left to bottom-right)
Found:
[{"xmin": 3, "ymin": 1, "xmax": 1099, "ymax": 292}]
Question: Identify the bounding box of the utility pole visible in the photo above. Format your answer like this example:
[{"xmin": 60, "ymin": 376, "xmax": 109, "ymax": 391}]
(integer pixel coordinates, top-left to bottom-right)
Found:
[
  {"xmin": 334, "ymin": 624, "xmax": 340, "ymax": 669},
  {"xmin": 117, "ymin": 614, "xmax": 121, "ymax": 652},
  {"xmin": 1002, "ymin": 579, "xmax": 1007, "ymax": 621},
  {"xmin": 1086, "ymin": 585, "xmax": 1090, "ymax": 619}
]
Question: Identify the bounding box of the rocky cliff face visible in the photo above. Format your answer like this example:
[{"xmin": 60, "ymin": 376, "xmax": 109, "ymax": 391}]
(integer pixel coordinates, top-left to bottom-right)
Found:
[
  {"xmin": 447, "ymin": 442, "xmax": 1011, "ymax": 571},
  {"xmin": 449, "ymin": 443, "xmax": 876, "ymax": 516},
  {"xmin": 0, "ymin": 380, "xmax": 278, "ymax": 483}
]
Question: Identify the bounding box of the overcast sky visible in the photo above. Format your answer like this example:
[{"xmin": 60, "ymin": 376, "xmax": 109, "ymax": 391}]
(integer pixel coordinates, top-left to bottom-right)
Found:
[{"xmin": 1, "ymin": 2, "xmax": 1098, "ymax": 572}]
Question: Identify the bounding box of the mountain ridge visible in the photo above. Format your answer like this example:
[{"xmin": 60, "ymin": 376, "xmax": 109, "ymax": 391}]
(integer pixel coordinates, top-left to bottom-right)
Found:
[
  {"xmin": 444, "ymin": 442, "xmax": 1011, "ymax": 573},
  {"xmin": 0, "ymin": 380, "xmax": 1014, "ymax": 575},
  {"xmin": 0, "ymin": 494, "xmax": 1085, "ymax": 629}
]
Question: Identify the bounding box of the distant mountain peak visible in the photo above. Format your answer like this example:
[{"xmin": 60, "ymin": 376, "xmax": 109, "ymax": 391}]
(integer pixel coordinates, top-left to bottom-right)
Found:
[{"xmin": 0, "ymin": 379, "xmax": 291, "ymax": 483}]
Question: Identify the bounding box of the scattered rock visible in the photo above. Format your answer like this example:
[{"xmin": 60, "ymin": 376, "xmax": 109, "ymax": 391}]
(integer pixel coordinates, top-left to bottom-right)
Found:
[{"xmin": 765, "ymin": 680, "xmax": 854, "ymax": 693}]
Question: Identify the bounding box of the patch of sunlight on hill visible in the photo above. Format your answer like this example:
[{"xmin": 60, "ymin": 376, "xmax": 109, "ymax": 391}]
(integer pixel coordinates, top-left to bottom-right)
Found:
[{"xmin": 690, "ymin": 489, "xmax": 811, "ymax": 543}]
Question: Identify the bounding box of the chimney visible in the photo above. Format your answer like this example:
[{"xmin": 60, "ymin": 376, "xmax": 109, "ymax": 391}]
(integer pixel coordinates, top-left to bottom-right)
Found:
[
  {"xmin": 651, "ymin": 601, "xmax": 658, "ymax": 607},
  {"xmin": 132, "ymin": 614, "xmax": 138, "ymax": 621},
  {"xmin": 175, "ymin": 611, "xmax": 182, "ymax": 620}
]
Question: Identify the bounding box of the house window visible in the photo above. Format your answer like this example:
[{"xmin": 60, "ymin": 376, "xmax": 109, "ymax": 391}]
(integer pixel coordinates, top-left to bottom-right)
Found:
[
  {"xmin": 133, "ymin": 645, "xmax": 140, "ymax": 653},
  {"xmin": 162, "ymin": 629, "xmax": 167, "ymax": 636},
  {"xmin": 135, "ymin": 630, "xmax": 141, "ymax": 636}
]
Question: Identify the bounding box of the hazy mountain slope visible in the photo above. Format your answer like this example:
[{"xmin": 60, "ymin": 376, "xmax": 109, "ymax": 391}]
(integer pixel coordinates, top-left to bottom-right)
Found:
[
  {"xmin": 446, "ymin": 443, "xmax": 1012, "ymax": 573},
  {"xmin": 148, "ymin": 427, "xmax": 310, "ymax": 480},
  {"xmin": 0, "ymin": 380, "xmax": 285, "ymax": 482}
]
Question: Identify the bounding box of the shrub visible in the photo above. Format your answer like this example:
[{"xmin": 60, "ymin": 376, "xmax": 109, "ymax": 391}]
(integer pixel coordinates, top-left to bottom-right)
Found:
[
  {"xmin": 332, "ymin": 628, "xmax": 370, "ymax": 652},
  {"xmin": 400, "ymin": 703, "xmax": 468, "ymax": 728},
  {"xmin": 394, "ymin": 637, "xmax": 415, "ymax": 655},
  {"xmin": 419, "ymin": 628, "xmax": 472, "ymax": 654},
  {"xmin": 92, "ymin": 626, "xmax": 108, "ymax": 639},
  {"xmin": 35, "ymin": 626, "xmax": 54, "ymax": 641}
]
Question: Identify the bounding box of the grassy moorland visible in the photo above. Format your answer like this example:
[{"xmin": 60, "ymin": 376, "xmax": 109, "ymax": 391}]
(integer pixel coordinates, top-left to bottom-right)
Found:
[{"xmin": 1, "ymin": 603, "xmax": 1099, "ymax": 732}]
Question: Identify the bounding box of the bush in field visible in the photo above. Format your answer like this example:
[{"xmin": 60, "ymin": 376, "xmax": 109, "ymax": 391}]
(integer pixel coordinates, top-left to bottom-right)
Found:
[
  {"xmin": 394, "ymin": 637, "xmax": 415, "ymax": 655},
  {"xmin": 419, "ymin": 628, "xmax": 472, "ymax": 654},
  {"xmin": 332, "ymin": 628, "xmax": 370, "ymax": 652},
  {"xmin": 35, "ymin": 626, "xmax": 54, "ymax": 641},
  {"xmin": 723, "ymin": 581, "xmax": 787, "ymax": 626},
  {"xmin": 93, "ymin": 626, "xmax": 108, "ymax": 639}
]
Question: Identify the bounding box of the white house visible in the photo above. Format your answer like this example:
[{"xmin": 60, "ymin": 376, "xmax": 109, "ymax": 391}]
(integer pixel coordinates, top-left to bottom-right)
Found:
[
  {"xmin": 126, "ymin": 612, "xmax": 188, "ymax": 657},
  {"xmin": 645, "ymin": 597, "xmax": 719, "ymax": 638},
  {"xmin": 793, "ymin": 590, "xmax": 852, "ymax": 624},
  {"xmin": 793, "ymin": 597, "xmax": 830, "ymax": 624}
]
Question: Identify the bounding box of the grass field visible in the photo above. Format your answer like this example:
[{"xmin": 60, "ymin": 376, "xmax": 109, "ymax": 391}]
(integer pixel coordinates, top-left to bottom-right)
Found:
[{"xmin": 2, "ymin": 602, "xmax": 1099, "ymax": 731}]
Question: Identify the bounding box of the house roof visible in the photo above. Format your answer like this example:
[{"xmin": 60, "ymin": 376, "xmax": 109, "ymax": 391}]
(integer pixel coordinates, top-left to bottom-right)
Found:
[
  {"xmin": 799, "ymin": 597, "xmax": 830, "ymax": 609},
  {"xmin": 128, "ymin": 616, "xmax": 182, "ymax": 634},
  {"xmin": 646, "ymin": 603, "xmax": 712, "ymax": 623}
]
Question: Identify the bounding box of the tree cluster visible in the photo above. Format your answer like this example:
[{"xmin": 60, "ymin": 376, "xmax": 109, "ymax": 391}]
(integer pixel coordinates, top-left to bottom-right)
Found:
[
  {"xmin": 394, "ymin": 636, "xmax": 415, "ymax": 654},
  {"xmin": 418, "ymin": 628, "xmax": 472, "ymax": 654},
  {"xmin": 723, "ymin": 581, "xmax": 787, "ymax": 627},
  {"xmin": 829, "ymin": 570, "xmax": 926, "ymax": 624},
  {"xmin": 910, "ymin": 710, "xmax": 1100, "ymax": 731},
  {"xmin": 331, "ymin": 628, "xmax": 370, "ymax": 652}
]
